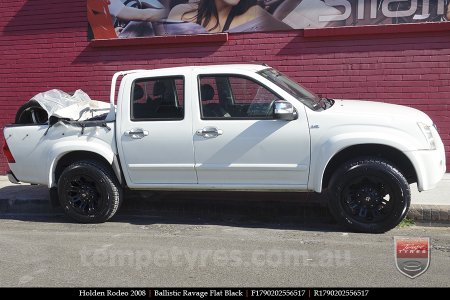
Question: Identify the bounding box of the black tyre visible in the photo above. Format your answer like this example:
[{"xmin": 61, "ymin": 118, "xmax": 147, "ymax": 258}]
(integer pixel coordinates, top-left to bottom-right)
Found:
[
  {"xmin": 58, "ymin": 160, "xmax": 122, "ymax": 223},
  {"xmin": 49, "ymin": 187, "xmax": 60, "ymax": 208},
  {"xmin": 327, "ymin": 158, "xmax": 410, "ymax": 233},
  {"xmin": 15, "ymin": 100, "xmax": 48, "ymax": 124}
]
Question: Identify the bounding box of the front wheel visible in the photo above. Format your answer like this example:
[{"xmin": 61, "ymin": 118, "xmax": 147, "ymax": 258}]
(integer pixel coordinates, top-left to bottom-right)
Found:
[
  {"xmin": 58, "ymin": 160, "xmax": 122, "ymax": 223},
  {"xmin": 327, "ymin": 158, "xmax": 410, "ymax": 233}
]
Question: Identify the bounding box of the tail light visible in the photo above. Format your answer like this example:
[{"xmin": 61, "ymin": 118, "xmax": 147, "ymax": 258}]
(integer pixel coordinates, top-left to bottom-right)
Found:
[{"xmin": 2, "ymin": 140, "xmax": 15, "ymax": 163}]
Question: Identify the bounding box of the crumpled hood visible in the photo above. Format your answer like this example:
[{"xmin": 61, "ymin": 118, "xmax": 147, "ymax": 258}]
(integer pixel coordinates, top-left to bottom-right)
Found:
[{"xmin": 28, "ymin": 89, "xmax": 110, "ymax": 124}]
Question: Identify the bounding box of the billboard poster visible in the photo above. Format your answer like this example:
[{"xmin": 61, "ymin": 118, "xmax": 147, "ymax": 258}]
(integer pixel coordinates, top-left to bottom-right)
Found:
[{"xmin": 87, "ymin": 0, "xmax": 450, "ymax": 40}]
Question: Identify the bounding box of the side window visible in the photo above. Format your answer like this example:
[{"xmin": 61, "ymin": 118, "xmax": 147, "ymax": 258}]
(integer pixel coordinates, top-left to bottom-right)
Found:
[
  {"xmin": 199, "ymin": 75, "xmax": 281, "ymax": 119},
  {"xmin": 131, "ymin": 77, "xmax": 184, "ymax": 121}
]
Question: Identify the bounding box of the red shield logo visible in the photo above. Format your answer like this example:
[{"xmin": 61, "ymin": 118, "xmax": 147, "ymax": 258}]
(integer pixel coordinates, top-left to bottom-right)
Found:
[{"xmin": 395, "ymin": 237, "xmax": 430, "ymax": 279}]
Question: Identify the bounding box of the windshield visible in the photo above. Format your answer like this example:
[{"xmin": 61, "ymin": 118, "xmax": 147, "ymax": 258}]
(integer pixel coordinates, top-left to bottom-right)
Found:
[{"xmin": 258, "ymin": 68, "xmax": 322, "ymax": 110}]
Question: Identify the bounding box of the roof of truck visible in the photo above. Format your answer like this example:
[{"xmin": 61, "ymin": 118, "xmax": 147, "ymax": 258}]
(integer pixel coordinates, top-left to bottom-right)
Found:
[{"xmin": 120, "ymin": 64, "xmax": 270, "ymax": 76}]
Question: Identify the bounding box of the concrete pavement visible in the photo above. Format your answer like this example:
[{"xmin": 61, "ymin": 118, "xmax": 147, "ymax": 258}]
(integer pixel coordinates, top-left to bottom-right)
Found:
[
  {"xmin": 409, "ymin": 174, "xmax": 450, "ymax": 223},
  {"xmin": 0, "ymin": 218, "xmax": 449, "ymax": 287},
  {"xmin": 1, "ymin": 176, "xmax": 448, "ymax": 287},
  {"xmin": 0, "ymin": 174, "xmax": 449, "ymax": 224}
]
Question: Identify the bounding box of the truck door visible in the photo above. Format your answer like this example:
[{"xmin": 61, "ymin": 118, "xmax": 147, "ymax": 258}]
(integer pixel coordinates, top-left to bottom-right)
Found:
[
  {"xmin": 192, "ymin": 73, "xmax": 311, "ymax": 188},
  {"xmin": 117, "ymin": 75, "xmax": 197, "ymax": 187}
]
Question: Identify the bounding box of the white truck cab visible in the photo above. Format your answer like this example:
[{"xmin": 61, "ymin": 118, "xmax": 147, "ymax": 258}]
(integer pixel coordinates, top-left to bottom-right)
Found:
[{"xmin": 3, "ymin": 64, "xmax": 446, "ymax": 233}]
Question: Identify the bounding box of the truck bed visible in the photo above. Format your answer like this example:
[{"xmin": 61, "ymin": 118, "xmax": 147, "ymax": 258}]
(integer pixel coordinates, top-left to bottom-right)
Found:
[{"xmin": 4, "ymin": 120, "xmax": 116, "ymax": 186}]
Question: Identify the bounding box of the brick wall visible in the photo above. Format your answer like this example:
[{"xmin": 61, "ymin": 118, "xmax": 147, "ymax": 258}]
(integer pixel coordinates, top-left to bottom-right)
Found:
[{"xmin": 1, "ymin": 0, "xmax": 449, "ymax": 174}]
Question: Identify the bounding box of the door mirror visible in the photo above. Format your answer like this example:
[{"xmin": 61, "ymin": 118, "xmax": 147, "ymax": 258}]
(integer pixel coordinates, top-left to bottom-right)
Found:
[{"xmin": 273, "ymin": 100, "xmax": 297, "ymax": 121}]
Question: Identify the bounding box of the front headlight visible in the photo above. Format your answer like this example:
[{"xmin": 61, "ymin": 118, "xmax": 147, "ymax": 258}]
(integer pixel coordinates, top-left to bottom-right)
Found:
[{"xmin": 417, "ymin": 122, "xmax": 436, "ymax": 150}]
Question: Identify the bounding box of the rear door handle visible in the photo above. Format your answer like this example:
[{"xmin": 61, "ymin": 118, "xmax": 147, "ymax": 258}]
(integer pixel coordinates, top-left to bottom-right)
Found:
[
  {"xmin": 124, "ymin": 128, "xmax": 149, "ymax": 139},
  {"xmin": 196, "ymin": 127, "xmax": 223, "ymax": 138}
]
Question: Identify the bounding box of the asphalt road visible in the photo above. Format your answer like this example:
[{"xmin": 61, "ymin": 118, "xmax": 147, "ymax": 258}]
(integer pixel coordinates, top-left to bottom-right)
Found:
[{"xmin": 0, "ymin": 211, "xmax": 449, "ymax": 287}]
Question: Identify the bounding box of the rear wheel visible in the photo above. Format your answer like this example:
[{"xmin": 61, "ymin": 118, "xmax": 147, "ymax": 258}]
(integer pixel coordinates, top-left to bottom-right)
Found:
[
  {"xmin": 58, "ymin": 160, "xmax": 122, "ymax": 223},
  {"xmin": 49, "ymin": 187, "xmax": 60, "ymax": 208},
  {"xmin": 327, "ymin": 158, "xmax": 410, "ymax": 233}
]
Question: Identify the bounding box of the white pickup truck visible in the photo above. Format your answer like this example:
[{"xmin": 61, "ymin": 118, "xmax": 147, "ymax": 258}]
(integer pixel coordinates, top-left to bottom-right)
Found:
[{"xmin": 2, "ymin": 64, "xmax": 446, "ymax": 232}]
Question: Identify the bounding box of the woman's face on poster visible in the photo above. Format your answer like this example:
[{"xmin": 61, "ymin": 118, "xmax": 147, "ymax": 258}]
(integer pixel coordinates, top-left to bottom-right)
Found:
[{"xmin": 217, "ymin": 0, "xmax": 242, "ymax": 7}]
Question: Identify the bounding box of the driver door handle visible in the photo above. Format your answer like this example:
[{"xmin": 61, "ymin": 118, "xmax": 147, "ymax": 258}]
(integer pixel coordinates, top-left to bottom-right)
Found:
[
  {"xmin": 196, "ymin": 127, "xmax": 223, "ymax": 139},
  {"xmin": 125, "ymin": 128, "xmax": 149, "ymax": 139}
]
